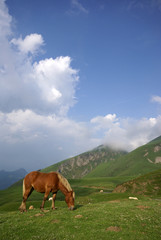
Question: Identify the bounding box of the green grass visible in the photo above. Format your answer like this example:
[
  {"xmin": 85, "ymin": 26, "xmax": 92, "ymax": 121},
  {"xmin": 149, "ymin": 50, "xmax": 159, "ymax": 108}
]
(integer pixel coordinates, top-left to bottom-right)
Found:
[
  {"xmin": 0, "ymin": 176, "xmax": 161, "ymax": 240},
  {"xmin": 0, "ymin": 193, "xmax": 161, "ymax": 240},
  {"xmin": 114, "ymin": 168, "xmax": 161, "ymax": 197}
]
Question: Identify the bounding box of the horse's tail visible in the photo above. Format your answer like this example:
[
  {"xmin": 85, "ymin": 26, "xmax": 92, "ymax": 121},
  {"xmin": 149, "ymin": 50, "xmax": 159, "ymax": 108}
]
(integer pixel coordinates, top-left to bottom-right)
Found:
[{"xmin": 22, "ymin": 179, "xmax": 25, "ymax": 196}]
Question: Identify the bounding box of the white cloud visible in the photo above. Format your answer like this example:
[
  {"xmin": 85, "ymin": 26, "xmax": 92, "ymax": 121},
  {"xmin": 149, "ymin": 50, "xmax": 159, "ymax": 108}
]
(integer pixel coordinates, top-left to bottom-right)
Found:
[
  {"xmin": 91, "ymin": 114, "xmax": 118, "ymax": 126},
  {"xmin": 91, "ymin": 114, "xmax": 119, "ymax": 134},
  {"xmin": 1, "ymin": 109, "xmax": 161, "ymax": 171},
  {"xmin": 0, "ymin": 0, "xmax": 12, "ymax": 37},
  {"xmin": 0, "ymin": 110, "xmax": 99, "ymax": 171},
  {"xmin": 91, "ymin": 114, "xmax": 161, "ymax": 151},
  {"xmin": 32, "ymin": 57, "xmax": 79, "ymax": 115},
  {"xmin": 151, "ymin": 95, "xmax": 161, "ymax": 104},
  {"xmin": 11, "ymin": 33, "xmax": 44, "ymax": 55},
  {"xmin": 0, "ymin": 9, "xmax": 79, "ymax": 115}
]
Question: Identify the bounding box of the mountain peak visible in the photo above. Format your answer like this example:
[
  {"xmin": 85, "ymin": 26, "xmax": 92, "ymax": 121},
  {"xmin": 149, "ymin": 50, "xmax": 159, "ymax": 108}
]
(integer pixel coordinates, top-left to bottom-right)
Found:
[{"xmin": 43, "ymin": 146, "xmax": 127, "ymax": 178}]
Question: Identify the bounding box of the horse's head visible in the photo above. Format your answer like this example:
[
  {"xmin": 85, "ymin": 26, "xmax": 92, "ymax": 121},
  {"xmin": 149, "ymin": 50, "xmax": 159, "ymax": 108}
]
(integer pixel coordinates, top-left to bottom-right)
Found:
[{"xmin": 65, "ymin": 191, "xmax": 75, "ymax": 210}]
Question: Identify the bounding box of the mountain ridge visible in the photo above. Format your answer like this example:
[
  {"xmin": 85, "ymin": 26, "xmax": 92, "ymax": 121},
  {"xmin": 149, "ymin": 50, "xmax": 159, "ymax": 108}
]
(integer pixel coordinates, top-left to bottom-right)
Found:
[
  {"xmin": 86, "ymin": 136, "xmax": 161, "ymax": 178},
  {"xmin": 0, "ymin": 168, "xmax": 27, "ymax": 190},
  {"xmin": 42, "ymin": 145, "xmax": 127, "ymax": 178},
  {"xmin": 42, "ymin": 136, "xmax": 161, "ymax": 179}
]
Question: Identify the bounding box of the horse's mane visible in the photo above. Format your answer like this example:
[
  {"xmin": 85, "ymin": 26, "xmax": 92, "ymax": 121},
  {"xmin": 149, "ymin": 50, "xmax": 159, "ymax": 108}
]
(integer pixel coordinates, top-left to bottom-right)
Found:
[{"xmin": 57, "ymin": 172, "xmax": 72, "ymax": 192}]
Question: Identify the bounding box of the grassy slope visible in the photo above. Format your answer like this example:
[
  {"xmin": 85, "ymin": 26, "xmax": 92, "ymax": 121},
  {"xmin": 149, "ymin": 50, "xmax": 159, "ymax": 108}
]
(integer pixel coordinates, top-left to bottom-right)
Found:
[
  {"xmin": 0, "ymin": 172, "xmax": 161, "ymax": 240},
  {"xmin": 0, "ymin": 185, "xmax": 161, "ymax": 240},
  {"xmin": 1, "ymin": 196, "xmax": 161, "ymax": 240},
  {"xmin": 86, "ymin": 136, "xmax": 161, "ymax": 178},
  {"xmin": 113, "ymin": 168, "xmax": 161, "ymax": 196}
]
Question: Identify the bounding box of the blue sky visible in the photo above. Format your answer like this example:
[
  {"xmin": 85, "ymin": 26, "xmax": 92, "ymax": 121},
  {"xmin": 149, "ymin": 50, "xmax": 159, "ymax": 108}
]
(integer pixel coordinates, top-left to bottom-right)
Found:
[{"xmin": 0, "ymin": 0, "xmax": 161, "ymax": 171}]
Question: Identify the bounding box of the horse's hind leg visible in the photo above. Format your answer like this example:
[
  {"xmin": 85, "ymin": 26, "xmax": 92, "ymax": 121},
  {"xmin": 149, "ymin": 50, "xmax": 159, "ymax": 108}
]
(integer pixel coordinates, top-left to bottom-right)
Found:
[{"xmin": 19, "ymin": 181, "xmax": 34, "ymax": 212}]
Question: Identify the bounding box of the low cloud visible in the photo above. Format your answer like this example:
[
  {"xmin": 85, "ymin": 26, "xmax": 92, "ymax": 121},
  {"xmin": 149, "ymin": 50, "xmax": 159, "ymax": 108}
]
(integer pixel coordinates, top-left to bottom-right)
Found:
[{"xmin": 91, "ymin": 114, "xmax": 161, "ymax": 151}]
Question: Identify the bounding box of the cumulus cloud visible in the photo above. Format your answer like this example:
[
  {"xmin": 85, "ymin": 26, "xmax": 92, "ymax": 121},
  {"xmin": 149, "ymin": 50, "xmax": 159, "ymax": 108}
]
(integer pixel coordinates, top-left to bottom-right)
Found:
[
  {"xmin": 0, "ymin": 6, "xmax": 79, "ymax": 115},
  {"xmin": 11, "ymin": 33, "xmax": 44, "ymax": 55},
  {"xmin": 91, "ymin": 114, "xmax": 119, "ymax": 130},
  {"xmin": 32, "ymin": 56, "xmax": 78, "ymax": 115}
]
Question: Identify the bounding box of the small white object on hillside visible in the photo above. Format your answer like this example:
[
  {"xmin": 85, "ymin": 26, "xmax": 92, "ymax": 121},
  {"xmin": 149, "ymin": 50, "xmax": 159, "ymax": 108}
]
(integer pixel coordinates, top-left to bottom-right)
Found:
[{"xmin": 129, "ymin": 197, "xmax": 138, "ymax": 200}]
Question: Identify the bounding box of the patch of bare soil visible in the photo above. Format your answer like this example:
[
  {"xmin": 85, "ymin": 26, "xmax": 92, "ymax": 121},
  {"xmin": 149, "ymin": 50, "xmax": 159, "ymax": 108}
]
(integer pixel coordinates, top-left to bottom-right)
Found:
[
  {"xmin": 34, "ymin": 213, "xmax": 44, "ymax": 217},
  {"xmin": 113, "ymin": 185, "xmax": 127, "ymax": 193},
  {"xmin": 154, "ymin": 145, "xmax": 161, "ymax": 152},
  {"xmin": 51, "ymin": 219, "xmax": 60, "ymax": 223},
  {"xmin": 106, "ymin": 226, "xmax": 122, "ymax": 232},
  {"xmin": 136, "ymin": 205, "xmax": 150, "ymax": 210}
]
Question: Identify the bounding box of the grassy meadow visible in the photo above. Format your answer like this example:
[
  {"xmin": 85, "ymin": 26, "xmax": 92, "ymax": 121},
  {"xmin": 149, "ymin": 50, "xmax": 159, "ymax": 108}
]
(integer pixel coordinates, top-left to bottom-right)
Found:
[{"xmin": 0, "ymin": 177, "xmax": 161, "ymax": 240}]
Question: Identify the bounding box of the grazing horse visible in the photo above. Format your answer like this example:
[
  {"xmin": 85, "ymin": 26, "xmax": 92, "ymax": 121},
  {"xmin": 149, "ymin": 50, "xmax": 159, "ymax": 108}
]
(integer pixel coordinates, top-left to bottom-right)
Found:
[{"xmin": 19, "ymin": 171, "xmax": 75, "ymax": 212}]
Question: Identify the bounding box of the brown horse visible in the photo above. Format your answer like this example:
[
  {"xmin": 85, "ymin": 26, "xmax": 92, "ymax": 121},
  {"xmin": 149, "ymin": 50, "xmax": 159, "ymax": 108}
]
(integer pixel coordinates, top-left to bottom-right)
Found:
[{"xmin": 19, "ymin": 171, "xmax": 75, "ymax": 212}]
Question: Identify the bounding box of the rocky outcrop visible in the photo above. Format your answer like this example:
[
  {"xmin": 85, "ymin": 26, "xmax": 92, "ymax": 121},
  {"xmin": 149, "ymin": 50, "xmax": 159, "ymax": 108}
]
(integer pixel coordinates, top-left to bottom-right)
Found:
[{"xmin": 57, "ymin": 146, "xmax": 126, "ymax": 178}]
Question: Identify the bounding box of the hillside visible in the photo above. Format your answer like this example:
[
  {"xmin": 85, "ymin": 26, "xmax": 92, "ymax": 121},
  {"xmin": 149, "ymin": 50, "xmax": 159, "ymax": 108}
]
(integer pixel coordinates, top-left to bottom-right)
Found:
[
  {"xmin": 86, "ymin": 136, "xmax": 161, "ymax": 178},
  {"xmin": 113, "ymin": 168, "xmax": 161, "ymax": 196},
  {"xmin": 42, "ymin": 145, "xmax": 127, "ymax": 178},
  {"xmin": 0, "ymin": 168, "xmax": 27, "ymax": 190}
]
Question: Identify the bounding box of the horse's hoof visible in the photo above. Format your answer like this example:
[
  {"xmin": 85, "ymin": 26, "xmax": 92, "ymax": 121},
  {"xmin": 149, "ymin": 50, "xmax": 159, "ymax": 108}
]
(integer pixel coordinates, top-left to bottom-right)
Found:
[{"xmin": 19, "ymin": 209, "xmax": 27, "ymax": 213}]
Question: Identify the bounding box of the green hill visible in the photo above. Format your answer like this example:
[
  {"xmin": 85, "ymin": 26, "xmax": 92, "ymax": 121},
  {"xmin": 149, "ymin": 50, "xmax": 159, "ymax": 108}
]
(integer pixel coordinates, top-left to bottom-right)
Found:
[
  {"xmin": 85, "ymin": 136, "xmax": 161, "ymax": 178},
  {"xmin": 42, "ymin": 145, "xmax": 127, "ymax": 178},
  {"xmin": 113, "ymin": 168, "xmax": 161, "ymax": 196}
]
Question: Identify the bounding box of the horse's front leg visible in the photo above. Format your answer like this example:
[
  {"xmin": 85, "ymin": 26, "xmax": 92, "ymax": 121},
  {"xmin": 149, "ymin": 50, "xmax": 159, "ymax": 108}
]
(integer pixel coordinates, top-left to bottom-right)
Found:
[
  {"xmin": 52, "ymin": 192, "xmax": 57, "ymax": 210},
  {"xmin": 40, "ymin": 189, "xmax": 50, "ymax": 211}
]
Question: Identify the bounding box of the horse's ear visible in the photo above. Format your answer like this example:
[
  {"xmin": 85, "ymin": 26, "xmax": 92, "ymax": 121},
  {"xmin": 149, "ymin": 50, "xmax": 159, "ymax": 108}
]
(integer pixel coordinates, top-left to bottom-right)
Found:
[{"xmin": 72, "ymin": 191, "xmax": 75, "ymax": 199}]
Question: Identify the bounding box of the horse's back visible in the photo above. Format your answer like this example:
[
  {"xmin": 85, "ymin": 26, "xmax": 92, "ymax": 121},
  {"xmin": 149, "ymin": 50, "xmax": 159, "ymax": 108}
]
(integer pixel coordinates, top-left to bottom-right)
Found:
[{"xmin": 24, "ymin": 171, "xmax": 59, "ymax": 192}]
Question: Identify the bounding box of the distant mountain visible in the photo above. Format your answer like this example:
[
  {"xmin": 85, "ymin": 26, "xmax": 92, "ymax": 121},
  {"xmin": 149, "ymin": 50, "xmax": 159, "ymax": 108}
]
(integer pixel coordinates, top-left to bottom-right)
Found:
[
  {"xmin": 86, "ymin": 136, "xmax": 161, "ymax": 178},
  {"xmin": 42, "ymin": 136, "xmax": 161, "ymax": 179},
  {"xmin": 43, "ymin": 145, "xmax": 127, "ymax": 178},
  {"xmin": 0, "ymin": 168, "xmax": 27, "ymax": 190},
  {"xmin": 113, "ymin": 168, "xmax": 161, "ymax": 196}
]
